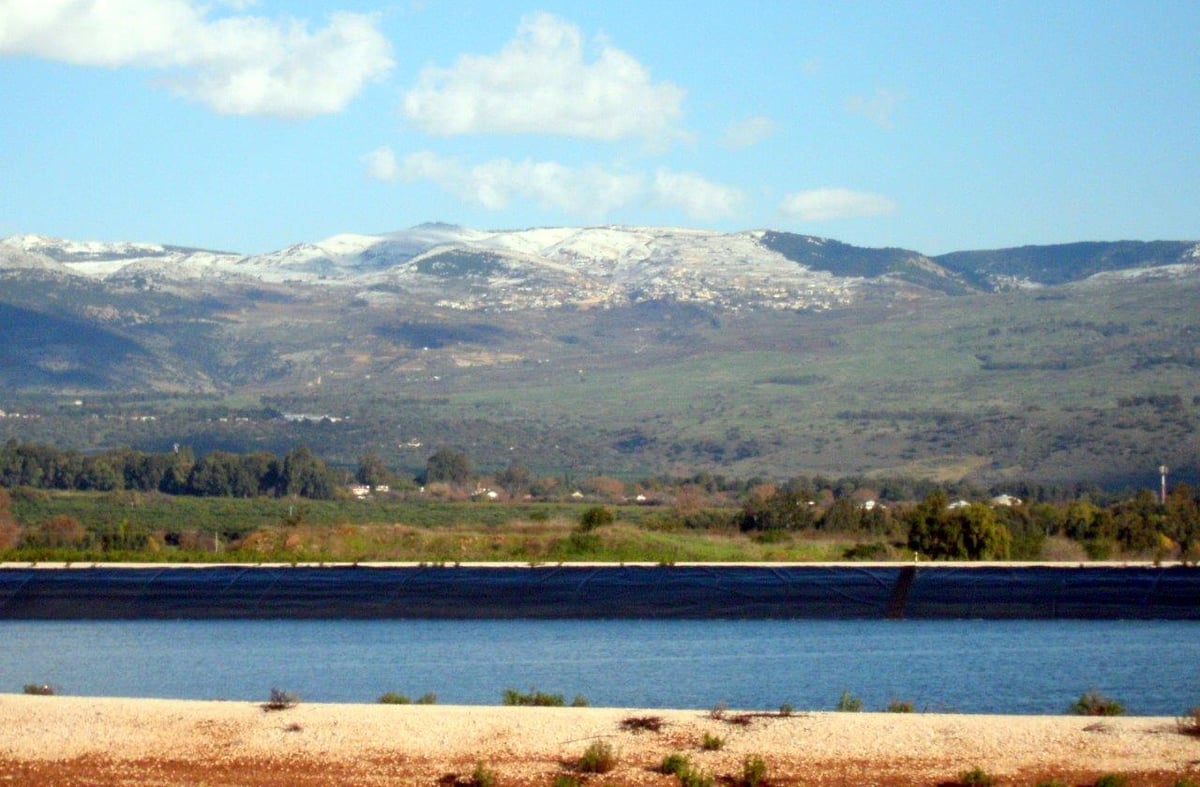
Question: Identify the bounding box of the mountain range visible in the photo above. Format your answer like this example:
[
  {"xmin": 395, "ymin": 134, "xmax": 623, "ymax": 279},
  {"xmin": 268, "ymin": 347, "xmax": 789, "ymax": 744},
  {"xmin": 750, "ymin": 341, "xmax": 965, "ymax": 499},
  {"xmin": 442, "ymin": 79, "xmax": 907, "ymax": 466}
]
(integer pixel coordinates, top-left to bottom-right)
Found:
[
  {"xmin": 1, "ymin": 225, "xmax": 1197, "ymax": 487},
  {"xmin": 5, "ymin": 225, "xmax": 1198, "ymax": 308}
]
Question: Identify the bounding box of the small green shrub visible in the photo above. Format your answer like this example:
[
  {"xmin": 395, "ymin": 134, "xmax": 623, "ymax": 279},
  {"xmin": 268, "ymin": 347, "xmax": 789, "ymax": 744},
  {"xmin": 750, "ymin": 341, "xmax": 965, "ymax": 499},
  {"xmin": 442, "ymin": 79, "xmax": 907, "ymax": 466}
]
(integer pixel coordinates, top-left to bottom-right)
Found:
[
  {"xmin": 958, "ymin": 767, "xmax": 995, "ymax": 786},
  {"xmin": 708, "ymin": 702, "xmax": 728, "ymax": 720},
  {"xmin": 263, "ymin": 687, "xmax": 300, "ymax": 711},
  {"xmin": 1172, "ymin": 779, "xmax": 1199, "ymax": 787},
  {"xmin": 578, "ymin": 506, "xmax": 614, "ymax": 532},
  {"xmin": 577, "ymin": 740, "xmax": 618, "ymax": 774},
  {"xmin": 570, "ymin": 694, "xmax": 589, "ymax": 707},
  {"xmin": 778, "ymin": 702, "xmax": 794, "ymax": 716},
  {"xmin": 469, "ymin": 762, "xmax": 497, "ymax": 787},
  {"xmin": 23, "ymin": 683, "xmax": 55, "ymax": 696},
  {"xmin": 1070, "ymin": 690, "xmax": 1125, "ymax": 716},
  {"xmin": 835, "ymin": 691, "xmax": 862, "ymax": 712},
  {"xmin": 740, "ymin": 755, "xmax": 768, "ymax": 787},
  {"xmin": 700, "ymin": 731, "xmax": 725, "ymax": 751},
  {"xmin": 379, "ymin": 691, "xmax": 438, "ymax": 704},
  {"xmin": 552, "ymin": 776, "xmax": 580, "ymax": 787},
  {"xmin": 1093, "ymin": 775, "xmax": 1128, "ymax": 787},
  {"xmin": 502, "ymin": 687, "xmax": 565, "ymax": 706},
  {"xmin": 660, "ymin": 753, "xmax": 691, "ymax": 775},
  {"xmin": 886, "ymin": 699, "xmax": 914, "ymax": 713},
  {"xmin": 678, "ymin": 766, "xmax": 715, "ymax": 787}
]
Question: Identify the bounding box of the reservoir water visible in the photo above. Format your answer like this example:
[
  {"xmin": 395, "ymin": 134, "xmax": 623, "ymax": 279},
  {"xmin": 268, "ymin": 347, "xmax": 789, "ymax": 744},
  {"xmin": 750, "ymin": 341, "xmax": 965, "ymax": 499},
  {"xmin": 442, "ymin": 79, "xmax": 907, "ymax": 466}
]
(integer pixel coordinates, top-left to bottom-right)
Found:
[{"xmin": 2, "ymin": 618, "xmax": 1196, "ymax": 715}]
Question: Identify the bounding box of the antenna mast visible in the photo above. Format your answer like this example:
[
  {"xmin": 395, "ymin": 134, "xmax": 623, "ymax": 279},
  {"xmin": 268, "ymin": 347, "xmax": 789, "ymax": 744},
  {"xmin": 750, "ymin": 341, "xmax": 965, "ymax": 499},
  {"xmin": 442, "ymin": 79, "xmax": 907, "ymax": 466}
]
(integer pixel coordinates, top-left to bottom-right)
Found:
[{"xmin": 1159, "ymin": 464, "xmax": 1169, "ymax": 505}]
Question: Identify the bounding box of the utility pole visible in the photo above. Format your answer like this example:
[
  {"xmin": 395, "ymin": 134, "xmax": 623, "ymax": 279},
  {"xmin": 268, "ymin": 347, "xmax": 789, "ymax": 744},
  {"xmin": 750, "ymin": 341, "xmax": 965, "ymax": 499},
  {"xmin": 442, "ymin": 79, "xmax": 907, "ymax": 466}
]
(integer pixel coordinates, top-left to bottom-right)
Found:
[{"xmin": 1159, "ymin": 464, "xmax": 1169, "ymax": 505}]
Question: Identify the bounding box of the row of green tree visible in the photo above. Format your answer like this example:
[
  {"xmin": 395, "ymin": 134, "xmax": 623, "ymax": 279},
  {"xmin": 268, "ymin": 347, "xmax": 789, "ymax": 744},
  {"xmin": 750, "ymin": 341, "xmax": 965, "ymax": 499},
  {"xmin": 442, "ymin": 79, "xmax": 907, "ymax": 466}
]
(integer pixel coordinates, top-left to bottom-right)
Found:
[
  {"xmin": 738, "ymin": 485, "xmax": 1200, "ymax": 561},
  {"xmin": 3, "ymin": 439, "xmax": 1198, "ymax": 562},
  {"xmin": 0, "ymin": 440, "xmax": 340, "ymax": 500}
]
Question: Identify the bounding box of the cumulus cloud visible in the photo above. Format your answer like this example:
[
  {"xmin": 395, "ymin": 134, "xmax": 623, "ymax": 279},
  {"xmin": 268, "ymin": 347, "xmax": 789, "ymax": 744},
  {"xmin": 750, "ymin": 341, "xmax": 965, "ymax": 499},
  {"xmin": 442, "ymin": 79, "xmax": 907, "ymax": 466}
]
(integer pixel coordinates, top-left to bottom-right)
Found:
[
  {"xmin": 653, "ymin": 170, "xmax": 744, "ymax": 220},
  {"xmin": 722, "ymin": 116, "xmax": 777, "ymax": 149},
  {"xmin": 0, "ymin": 0, "xmax": 393, "ymax": 117},
  {"xmin": 366, "ymin": 148, "xmax": 643, "ymax": 216},
  {"xmin": 779, "ymin": 188, "xmax": 896, "ymax": 221},
  {"xmin": 402, "ymin": 12, "xmax": 685, "ymax": 145},
  {"xmin": 362, "ymin": 146, "xmax": 400, "ymax": 181},
  {"xmin": 845, "ymin": 88, "xmax": 905, "ymax": 129}
]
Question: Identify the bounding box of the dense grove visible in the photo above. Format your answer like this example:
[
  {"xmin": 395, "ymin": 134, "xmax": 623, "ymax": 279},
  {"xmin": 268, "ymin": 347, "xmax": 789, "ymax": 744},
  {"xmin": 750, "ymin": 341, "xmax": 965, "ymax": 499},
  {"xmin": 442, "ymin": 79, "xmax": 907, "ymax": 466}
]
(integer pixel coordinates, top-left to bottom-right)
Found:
[{"xmin": 0, "ymin": 440, "xmax": 1197, "ymax": 564}]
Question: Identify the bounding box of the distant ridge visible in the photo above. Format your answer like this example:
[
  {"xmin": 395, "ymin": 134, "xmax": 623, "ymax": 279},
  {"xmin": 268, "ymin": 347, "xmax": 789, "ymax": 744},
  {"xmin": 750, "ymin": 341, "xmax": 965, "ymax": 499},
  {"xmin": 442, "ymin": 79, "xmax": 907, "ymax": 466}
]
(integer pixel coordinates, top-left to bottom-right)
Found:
[{"xmin": 2, "ymin": 227, "xmax": 1197, "ymax": 308}]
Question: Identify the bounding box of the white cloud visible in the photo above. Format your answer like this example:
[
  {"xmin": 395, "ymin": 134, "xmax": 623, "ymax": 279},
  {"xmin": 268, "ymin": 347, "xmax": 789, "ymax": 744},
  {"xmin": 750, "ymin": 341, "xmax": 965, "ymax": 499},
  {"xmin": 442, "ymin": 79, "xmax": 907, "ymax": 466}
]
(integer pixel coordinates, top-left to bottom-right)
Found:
[
  {"xmin": 367, "ymin": 149, "xmax": 643, "ymax": 216},
  {"xmin": 362, "ymin": 146, "xmax": 399, "ymax": 181},
  {"xmin": 653, "ymin": 170, "xmax": 744, "ymax": 220},
  {"xmin": 779, "ymin": 188, "xmax": 896, "ymax": 221},
  {"xmin": 402, "ymin": 12, "xmax": 685, "ymax": 145},
  {"xmin": 845, "ymin": 88, "xmax": 905, "ymax": 129},
  {"xmin": 722, "ymin": 116, "xmax": 776, "ymax": 149},
  {"xmin": 0, "ymin": 1, "xmax": 393, "ymax": 118}
]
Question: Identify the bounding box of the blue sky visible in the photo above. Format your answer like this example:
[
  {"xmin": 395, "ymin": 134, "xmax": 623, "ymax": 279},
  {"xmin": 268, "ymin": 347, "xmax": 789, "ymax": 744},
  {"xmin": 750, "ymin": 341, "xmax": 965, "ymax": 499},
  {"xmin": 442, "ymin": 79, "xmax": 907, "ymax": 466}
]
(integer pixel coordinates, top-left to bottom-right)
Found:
[{"xmin": 1, "ymin": 1, "xmax": 1197, "ymax": 255}]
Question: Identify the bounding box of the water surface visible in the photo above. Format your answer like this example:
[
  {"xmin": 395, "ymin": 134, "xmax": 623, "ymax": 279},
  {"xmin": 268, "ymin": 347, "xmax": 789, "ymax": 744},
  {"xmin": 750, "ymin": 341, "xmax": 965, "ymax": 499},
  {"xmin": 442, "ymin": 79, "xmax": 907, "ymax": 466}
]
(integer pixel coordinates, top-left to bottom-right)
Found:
[{"xmin": 2, "ymin": 618, "xmax": 1194, "ymax": 714}]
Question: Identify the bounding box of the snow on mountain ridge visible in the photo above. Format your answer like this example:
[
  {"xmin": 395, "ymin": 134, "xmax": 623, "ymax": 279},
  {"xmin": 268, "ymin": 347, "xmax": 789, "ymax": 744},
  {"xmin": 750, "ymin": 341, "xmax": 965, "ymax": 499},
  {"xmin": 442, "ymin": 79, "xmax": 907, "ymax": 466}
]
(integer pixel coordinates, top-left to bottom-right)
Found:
[{"xmin": 5, "ymin": 228, "xmax": 1196, "ymax": 312}]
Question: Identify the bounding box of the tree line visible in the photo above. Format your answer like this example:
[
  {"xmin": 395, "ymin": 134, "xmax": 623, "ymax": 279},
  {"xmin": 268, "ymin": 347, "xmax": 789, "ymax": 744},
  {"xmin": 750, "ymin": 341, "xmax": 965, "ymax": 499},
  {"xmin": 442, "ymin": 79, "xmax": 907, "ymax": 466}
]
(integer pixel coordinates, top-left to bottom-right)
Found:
[
  {"xmin": 736, "ymin": 483, "xmax": 1200, "ymax": 562},
  {"xmin": 2, "ymin": 439, "xmax": 1197, "ymax": 563},
  {"xmin": 0, "ymin": 440, "xmax": 340, "ymax": 500}
]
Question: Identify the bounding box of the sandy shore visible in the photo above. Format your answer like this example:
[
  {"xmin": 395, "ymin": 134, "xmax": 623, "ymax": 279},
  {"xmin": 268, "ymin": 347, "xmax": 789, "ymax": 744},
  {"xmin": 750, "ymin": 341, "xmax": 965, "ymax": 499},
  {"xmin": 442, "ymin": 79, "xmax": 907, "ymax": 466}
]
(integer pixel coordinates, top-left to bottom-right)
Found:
[{"xmin": 2, "ymin": 695, "xmax": 1198, "ymax": 786}]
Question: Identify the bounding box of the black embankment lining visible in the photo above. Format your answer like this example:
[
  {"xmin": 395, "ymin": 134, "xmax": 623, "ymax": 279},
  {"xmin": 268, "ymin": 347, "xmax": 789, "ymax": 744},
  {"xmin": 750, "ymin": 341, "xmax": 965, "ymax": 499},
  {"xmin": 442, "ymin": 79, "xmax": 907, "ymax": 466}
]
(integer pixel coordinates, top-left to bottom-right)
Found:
[{"xmin": 0, "ymin": 565, "xmax": 1197, "ymax": 620}]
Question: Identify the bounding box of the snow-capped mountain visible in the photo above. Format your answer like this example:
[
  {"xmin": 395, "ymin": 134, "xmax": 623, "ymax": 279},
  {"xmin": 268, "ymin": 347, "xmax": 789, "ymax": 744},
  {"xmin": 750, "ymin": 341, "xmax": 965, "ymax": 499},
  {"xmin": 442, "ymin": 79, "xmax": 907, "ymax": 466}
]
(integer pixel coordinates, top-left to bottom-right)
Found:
[
  {"xmin": 2, "ymin": 227, "xmax": 1197, "ymax": 313},
  {"xmin": 0, "ymin": 225, "xmax": 891, "ymax": 311}
]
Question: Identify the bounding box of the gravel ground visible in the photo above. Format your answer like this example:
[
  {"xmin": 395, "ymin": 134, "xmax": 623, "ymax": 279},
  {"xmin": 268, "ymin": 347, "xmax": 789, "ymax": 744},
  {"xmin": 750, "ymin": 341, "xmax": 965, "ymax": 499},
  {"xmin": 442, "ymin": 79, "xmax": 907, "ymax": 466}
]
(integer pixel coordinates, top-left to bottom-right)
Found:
[{"xmin": 2, "ymin": 694, "xmax": 1199, "ymax": 785}]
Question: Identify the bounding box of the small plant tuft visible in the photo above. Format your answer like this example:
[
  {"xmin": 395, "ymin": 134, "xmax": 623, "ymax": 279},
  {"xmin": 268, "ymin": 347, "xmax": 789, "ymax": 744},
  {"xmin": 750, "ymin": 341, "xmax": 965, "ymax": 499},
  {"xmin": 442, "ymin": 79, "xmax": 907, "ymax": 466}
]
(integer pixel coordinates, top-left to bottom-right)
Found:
[
  {"xmin": 835, "ymin": 691, "xmax": 862, "ymax": 712},
  {"xmin": 469, "ymin": 762, "xmax": 497, "ymax": 787},
  {"xmin": 552, "ymin": 776, "xmax": 580, "ymax": 787},
  {"xmin": 1070, "ymin": 690, "xmax": 1125, "ymax": 716},
  {"xmin": 577, "ymin": 740, "xmax": 618, "ymax": 774},
  {"xmin": 886, "ymin": 699, "xmax": 914, "ymax": 713},
  {"xmin": 1034, "ymin": 780, "xmax": 1066, "ymax": 787},
  {"xmin": 1093, "ymin": 775, "xmax": 1128, "ymax": 787},
  {"xmin": 502, "ymin": 687, "xmax": 566, "ymax": 706},
  {"xmin": 777, "ymin": 702, "xmax": 794, "ymax": 717},
  {"xmin": 1176, "ymin": 706, "xmax": 1200, "ymax": 737},
  {"xmin": 263, "ymin": 687, "xmax": 300, "ymax": 711},
  {"xmin": 708, "ymin": 701, "xmax": 727, "ymax": 721},
  {"xmin": 700, "ymin": 731, "xmax": 725, "ymax": 751},
  {"xmin": 378, "ymin": 692, "xmax": 411, "ymax": 704},
  {"xmin": 958, "ymin": 766, "xmax": 996, "ymax": 786},
  {"xmin": 570, "ymin": 693, "xmax": 589, "ymax": 707},
  {"xmin": 739, "ymin": 755, "xmax": 768, "ymax": 787},
  {"xmin": 620, "ymin": 715, "xmax": 664, "ymax": 733},
  {"xmin": 23, "ymin": 683, "xmax": 55, "ymax": 696},
  {"xmin": 678, "ymin": 767, "xmax": 715, "ymax": 787},
  {"xmin": 660, "ymin": 753, "xmax": 691, "ymax": 776}
]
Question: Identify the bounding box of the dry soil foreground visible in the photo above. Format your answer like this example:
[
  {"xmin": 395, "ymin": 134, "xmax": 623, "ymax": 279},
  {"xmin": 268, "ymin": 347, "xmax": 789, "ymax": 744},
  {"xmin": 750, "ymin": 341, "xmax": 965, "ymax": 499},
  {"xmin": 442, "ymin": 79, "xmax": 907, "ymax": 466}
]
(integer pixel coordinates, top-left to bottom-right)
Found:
[{"xmin": 1, "ymin": 695, "xmax": 1199, "ymax": 786}]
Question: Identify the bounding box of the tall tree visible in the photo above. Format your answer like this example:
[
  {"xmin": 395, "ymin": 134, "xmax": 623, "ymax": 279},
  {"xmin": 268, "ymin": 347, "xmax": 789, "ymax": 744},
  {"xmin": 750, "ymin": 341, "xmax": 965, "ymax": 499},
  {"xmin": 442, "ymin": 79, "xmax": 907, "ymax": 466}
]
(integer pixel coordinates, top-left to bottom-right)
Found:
[
  {"xmin": 421, "ymin": 449, "xmax": 472, "ymax": 486},
  {"xmin": 280, "ymin": 447, "xmax": 335, "ymax": 499}
]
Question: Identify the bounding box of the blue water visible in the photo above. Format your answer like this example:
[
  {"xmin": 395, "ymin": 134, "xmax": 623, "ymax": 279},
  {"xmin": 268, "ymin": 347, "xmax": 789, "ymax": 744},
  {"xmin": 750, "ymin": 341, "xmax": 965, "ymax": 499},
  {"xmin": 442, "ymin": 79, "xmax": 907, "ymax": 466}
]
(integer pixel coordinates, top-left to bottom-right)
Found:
[{"xmin": 2, "ymin": 619, "xmax": 1197, "ymax": 714}]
